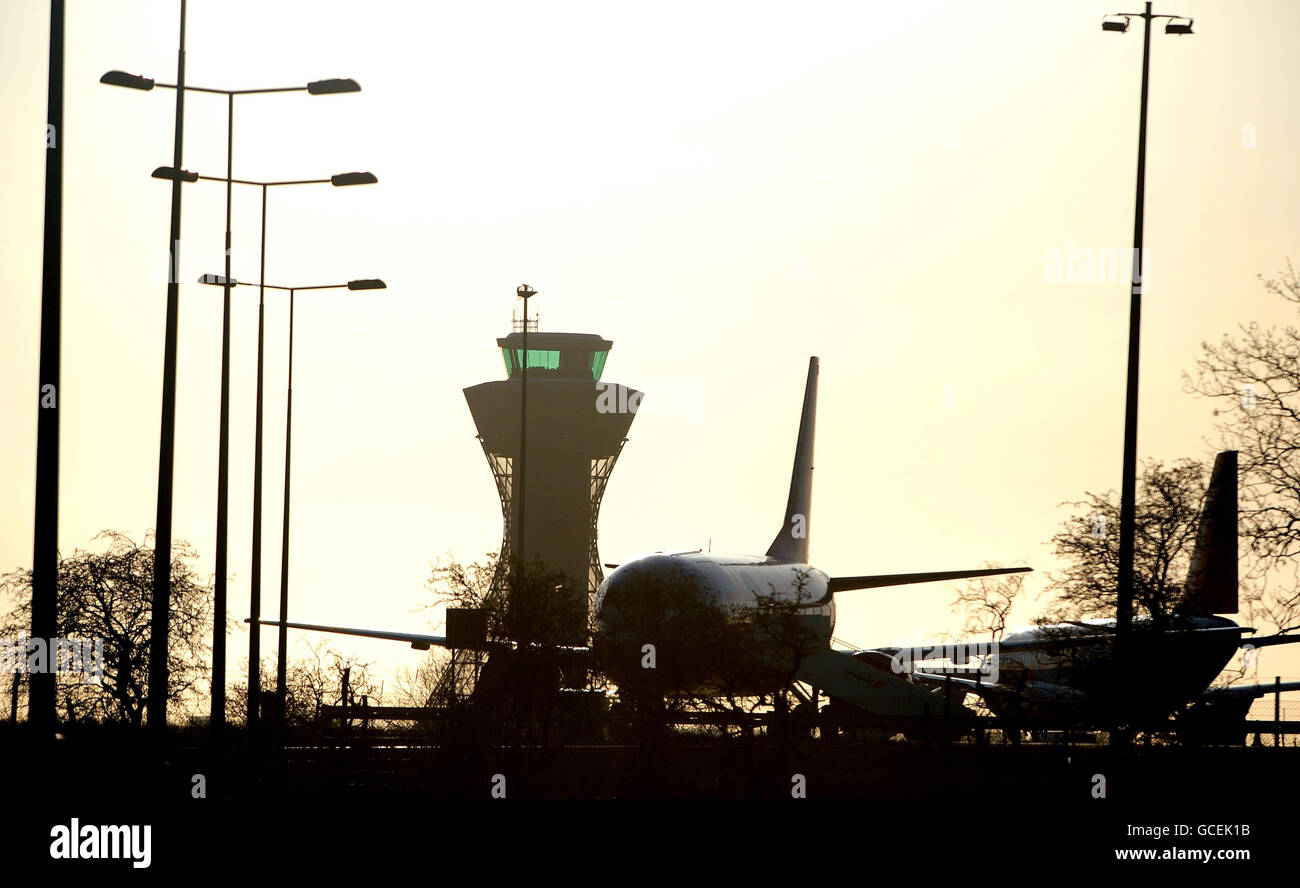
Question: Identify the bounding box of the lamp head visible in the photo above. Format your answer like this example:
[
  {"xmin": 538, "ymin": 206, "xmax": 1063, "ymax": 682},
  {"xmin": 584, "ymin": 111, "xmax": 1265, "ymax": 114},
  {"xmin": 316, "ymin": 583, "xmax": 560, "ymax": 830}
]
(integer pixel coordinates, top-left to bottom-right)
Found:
[
  {"xmin": 152, "ymin": 166, "xmax": 199, "ymax": 182},
  {"xmin": 331, "ymin": 172, "xmax": 378, "ymax": 186},
  {"xmin": 307, "ymin": 78, "xmax": 361, "ymax": 95},
  {"xmin": 100, "ymin": 70, "xmax": 155, "ymax": 90}
]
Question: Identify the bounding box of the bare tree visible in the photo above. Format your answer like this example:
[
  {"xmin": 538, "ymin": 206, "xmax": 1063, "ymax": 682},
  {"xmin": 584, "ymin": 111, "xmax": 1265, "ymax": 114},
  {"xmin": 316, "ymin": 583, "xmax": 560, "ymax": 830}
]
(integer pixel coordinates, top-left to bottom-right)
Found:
[
  {"xmin": 393, "ymin": 649, "xmax": 449, "ymax": 709},
  {"xmin": 419, "ymin": 554, "xmax": 596, "ymax": 786},
  {"xmin": 1044, "ymin": 458, "xmax": 1215, "ymax": 627},
  {"xmin": 950, "ymin": 564, "xmax": 1025, "ymax": 641},
  {"xmin": 0, "ymin": 531, "xmax": 213, "ymax": 726},
  {"xmin": 1184, "ymin": 258, "xmax": 1300, "ymax": 629},
  {"xmin": 227, "ymin": 643, "xmax": 381, "ymax": 731},
  {"xmin": 1186, "ymin": 261, "xmax": 1300, "ymax": 553},
  {"xmin": 425, "ymin": 554, "xmax": 587, "ymax": 646}
]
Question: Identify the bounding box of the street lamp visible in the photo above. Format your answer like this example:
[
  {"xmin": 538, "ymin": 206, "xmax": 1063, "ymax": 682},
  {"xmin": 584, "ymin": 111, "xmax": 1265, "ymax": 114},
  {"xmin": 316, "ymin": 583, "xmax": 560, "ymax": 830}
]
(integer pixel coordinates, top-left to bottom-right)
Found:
[
  {"xmin": 101, "ymin": 65, "xmax": 361, "ymax": 740},
  {"xmin": 201, "ymin": 276, "xmax": 386, "ymax": 731},
  {"xmin": 97, "ymin": 2, "xmax": 191, "ymax": 742},
  {"xmin": 515, "ymin": 285, "xmax": 537, "ymax": 564},
  {"xmin": 101, "ymin": 72, "xmax": 360, "ymax": 96},
  {"xmin": 151, "ymin": 166, "xmax": 199, "ymax": 182},
  {"xmin": 191, "ymin": 171, "xmax": 376, "ymax": 737},
  {"xmin": 1100, "ymin": 2, "xmax": 1193, "ymax": 695},
  {"xmin": 30, "ymin": 0, "xmax": 68, "ymax": 736},
  {"xmin": 99, "ymin": 70, "xmax": 155, "ymax": 90}
]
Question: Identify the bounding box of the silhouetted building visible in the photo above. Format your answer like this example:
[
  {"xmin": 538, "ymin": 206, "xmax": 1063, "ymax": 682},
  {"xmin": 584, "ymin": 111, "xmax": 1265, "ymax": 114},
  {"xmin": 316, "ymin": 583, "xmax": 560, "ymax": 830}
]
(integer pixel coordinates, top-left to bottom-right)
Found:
[{"xmin": 464, "ymin": 324, "xmax": 638, "ymax": 639}]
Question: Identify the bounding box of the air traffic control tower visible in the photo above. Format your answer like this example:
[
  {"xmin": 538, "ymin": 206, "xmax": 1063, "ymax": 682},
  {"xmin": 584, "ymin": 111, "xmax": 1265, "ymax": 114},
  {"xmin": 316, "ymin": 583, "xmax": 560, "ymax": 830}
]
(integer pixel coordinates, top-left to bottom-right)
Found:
[{"xmin": 463, "ymin": 319, "xmax": 639, "ymax": 636}]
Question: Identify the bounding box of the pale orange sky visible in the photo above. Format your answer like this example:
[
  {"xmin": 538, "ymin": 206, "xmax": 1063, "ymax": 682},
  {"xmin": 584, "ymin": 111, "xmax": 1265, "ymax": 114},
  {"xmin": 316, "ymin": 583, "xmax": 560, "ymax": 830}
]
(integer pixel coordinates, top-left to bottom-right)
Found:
[{"xmin": 3, "ymin": 0, "xmax": 1299, "ymax": 703}]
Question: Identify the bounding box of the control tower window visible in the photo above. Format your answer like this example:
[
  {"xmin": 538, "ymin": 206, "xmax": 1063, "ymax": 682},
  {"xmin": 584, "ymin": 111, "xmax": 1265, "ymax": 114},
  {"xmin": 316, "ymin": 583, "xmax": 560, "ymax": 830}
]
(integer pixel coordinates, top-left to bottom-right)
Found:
[
  {"xmin": 501, "ymin": 347, "xmax": 611, "ymax": 381},
  {"xmin": 502, "ymin": 348, "xmax": 561, "ymax": 377}
]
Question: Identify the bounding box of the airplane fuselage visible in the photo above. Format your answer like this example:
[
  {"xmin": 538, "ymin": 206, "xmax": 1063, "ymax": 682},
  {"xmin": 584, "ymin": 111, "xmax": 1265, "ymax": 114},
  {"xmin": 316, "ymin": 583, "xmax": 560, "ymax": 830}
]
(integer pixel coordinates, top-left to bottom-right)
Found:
[
  {"xmin": 945, "ymin": 615, "xmax": 1247, "ymax": 723},
  {"xmin": 597, "ymin": 553, "xmax": 833, "ymax": 620},
  {"xmin": 594, "ymin": 552, "xmax": 835, "ymax": 693}
]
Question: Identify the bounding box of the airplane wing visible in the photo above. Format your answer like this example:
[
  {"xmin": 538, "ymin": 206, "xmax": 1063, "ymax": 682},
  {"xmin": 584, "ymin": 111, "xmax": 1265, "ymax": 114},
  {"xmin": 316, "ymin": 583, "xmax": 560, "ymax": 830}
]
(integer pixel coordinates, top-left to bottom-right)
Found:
[
  {"xmin": 247, "ymin": 618, "xmax": 592, "ymax": 655},
  {"xmin": 1242, "ymin": 632, "xmax": 1300, "ymax": 649},
  {"xmin": 871, "ymin": 623, "xmax": 1253, "ymax": 663},
  {"xmin": 1046, "ymin": 622, "xmax": 1298, "ymax": 650},
  {"xmin": 910, "ymin": 671, "xmax": 1086, "ymax": 712},
  {"xmin": 827, "ymin": 566, "xmax": 1030, "ymax": 595},
  {"xmin": 1058, "ymin": 622, "xmax": 1255, "ymax": 642},
  {"xmin": 1198, "ymin": 680, "xmax": 1300, "ymax": 700},
  {"xmin": 248, "ymin": 618, "xmax": 447, "ymax": 651}
]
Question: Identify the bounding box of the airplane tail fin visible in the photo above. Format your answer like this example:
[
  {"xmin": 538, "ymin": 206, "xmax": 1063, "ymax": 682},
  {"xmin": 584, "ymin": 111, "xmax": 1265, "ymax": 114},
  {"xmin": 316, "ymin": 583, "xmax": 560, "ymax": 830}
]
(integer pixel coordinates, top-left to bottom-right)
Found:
[
  {"xmin": 767, "ymin": 356, "xmax": 818, "ymax": 563},
  {"xmin": 1179, "ymin": 450, "xmax": 1239, "ymax": 616}
]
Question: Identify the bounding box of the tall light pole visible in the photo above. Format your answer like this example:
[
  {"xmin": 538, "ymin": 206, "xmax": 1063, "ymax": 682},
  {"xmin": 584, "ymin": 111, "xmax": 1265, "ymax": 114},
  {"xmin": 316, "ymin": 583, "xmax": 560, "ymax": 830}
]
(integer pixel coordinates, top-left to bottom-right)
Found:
[
  {"xmin": 195, "ymin": 173, "xmax": 375, "ymax": 735},
  {"xmin": 1100, "ymin": 6, "xmax": 1193, "ymax": 670},
  {"xmin": 200, "ymin": 276, "xmax": 386, "ymax": 736},
  {"xmin": 97, "ymin": 1, "xmax": 192, "ymax": 740},
  {"xmin": 30, "ymin": 0, "xmax": 66, "ymax": 735},
  {"xmin": 516, "ymin": 285, "xmax": 537, "ymax": 564},
  {"xmin": 101, "ymin": 71, "xmax": 361, "ymax": 740}
]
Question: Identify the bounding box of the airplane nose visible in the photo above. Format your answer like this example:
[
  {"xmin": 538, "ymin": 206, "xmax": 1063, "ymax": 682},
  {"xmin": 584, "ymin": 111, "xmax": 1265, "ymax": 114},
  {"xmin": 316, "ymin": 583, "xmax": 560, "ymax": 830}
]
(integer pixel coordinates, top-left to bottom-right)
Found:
[
  {"xmin": 593, "ymin": 557, "xmax": 721, "ymax": 692},
  {"xmin": 594, "ymin": 564, "xmax": 646, "ymax": 635}
]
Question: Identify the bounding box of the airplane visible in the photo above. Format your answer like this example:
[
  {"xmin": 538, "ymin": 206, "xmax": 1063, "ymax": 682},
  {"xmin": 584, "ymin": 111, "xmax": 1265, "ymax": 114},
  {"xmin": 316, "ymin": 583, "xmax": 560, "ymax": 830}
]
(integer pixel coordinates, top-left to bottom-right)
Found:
[
  {"xmin": 1177, "ymin": 679, "xmax": 1300, "ymax": 744},
  {"xmin": 254, "ymin": 356, "xmax": 1031, "ymax": 720},
  {"xmin": 867, "ymin": 450, "xmax": 1300, "ymax": 731}
]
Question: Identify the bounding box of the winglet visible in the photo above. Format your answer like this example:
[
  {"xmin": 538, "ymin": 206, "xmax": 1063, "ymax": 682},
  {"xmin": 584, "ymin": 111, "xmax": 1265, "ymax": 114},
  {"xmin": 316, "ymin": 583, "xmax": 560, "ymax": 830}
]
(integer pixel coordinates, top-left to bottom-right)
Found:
[{"xmin": 767, "ymin": 357, "xmax": 818, "ymax": 563}]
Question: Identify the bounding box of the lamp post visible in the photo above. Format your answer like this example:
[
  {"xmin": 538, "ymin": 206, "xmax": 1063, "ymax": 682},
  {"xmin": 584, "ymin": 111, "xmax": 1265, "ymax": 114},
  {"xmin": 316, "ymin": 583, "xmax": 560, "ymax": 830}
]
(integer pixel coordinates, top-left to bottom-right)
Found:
[
  {"xmin": 97, "ymin": 3, "xmax": 194, "ymax": 741},
  {"xmin": 516, "ymin": 285, "xmax": 536, "ymax": 564},
  {"xmin": 30, "ymin": 0, "xmax": 67, "ymax": 736},
  {"xmin": 100, "ymin": 69, "xmax": 360, "ymax": 740},
  {"xmin": 201, "ymin": 276, "xmax": 386, "ymax": 735},
  {"xmin": 1099, "ymin": 5, "xmax": 1193, "ymax": 668},
  {"xmin": 194, "ymin": 173, "xmax": 374, "ymax": 736},
  {"xmin": 188, "ymin": 171, "xmax": 375, "ymax": 737}
]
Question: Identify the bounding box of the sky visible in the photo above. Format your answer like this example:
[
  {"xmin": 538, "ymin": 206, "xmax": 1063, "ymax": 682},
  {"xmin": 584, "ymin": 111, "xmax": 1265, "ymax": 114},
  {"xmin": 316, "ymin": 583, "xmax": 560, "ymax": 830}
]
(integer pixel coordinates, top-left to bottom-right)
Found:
[{"xmin": 2, "ymin": 0, "xmax": 1299, "ymax": 710}]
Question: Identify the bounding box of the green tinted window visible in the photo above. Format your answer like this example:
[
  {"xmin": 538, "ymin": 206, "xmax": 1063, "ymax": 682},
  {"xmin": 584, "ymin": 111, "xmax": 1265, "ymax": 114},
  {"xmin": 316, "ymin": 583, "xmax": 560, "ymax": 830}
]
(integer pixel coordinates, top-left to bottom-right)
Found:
[
  {"xmin": 530, "ymin": 349, "xmax": 560, "ymax": 370},
  {"xmin": 501, "ymin": 347, "xmax": 608, "ymax": 379},
  {"xmin": 502, "ymin": 348, "xmax": 562, "ymax": 376}
]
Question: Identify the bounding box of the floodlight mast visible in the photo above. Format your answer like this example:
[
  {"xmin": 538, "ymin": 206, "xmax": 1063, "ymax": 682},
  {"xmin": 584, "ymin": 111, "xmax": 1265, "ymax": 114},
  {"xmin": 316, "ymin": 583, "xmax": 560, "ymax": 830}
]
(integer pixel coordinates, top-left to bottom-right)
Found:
[
  {"xmin": 516, "ymin": 285, "xmax": 537, "ymax": 564},
  {"xmin": 96, "ymin": 2, "xmax": 193, "ymax": 743},
  {"xmin": 1101, "ymin": 3, "xmax": 1193, "ymax": 713},
  {"xmin": 30, "ymin": 0, "xmax": 66, "ymax": 736},
  {"xmin": 199, "ymin": 277, "xmax": 386, "ymax": 735},
  {"xmin": 101, "ymin": 54, "xmax": 361, "ymax": 740}
]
